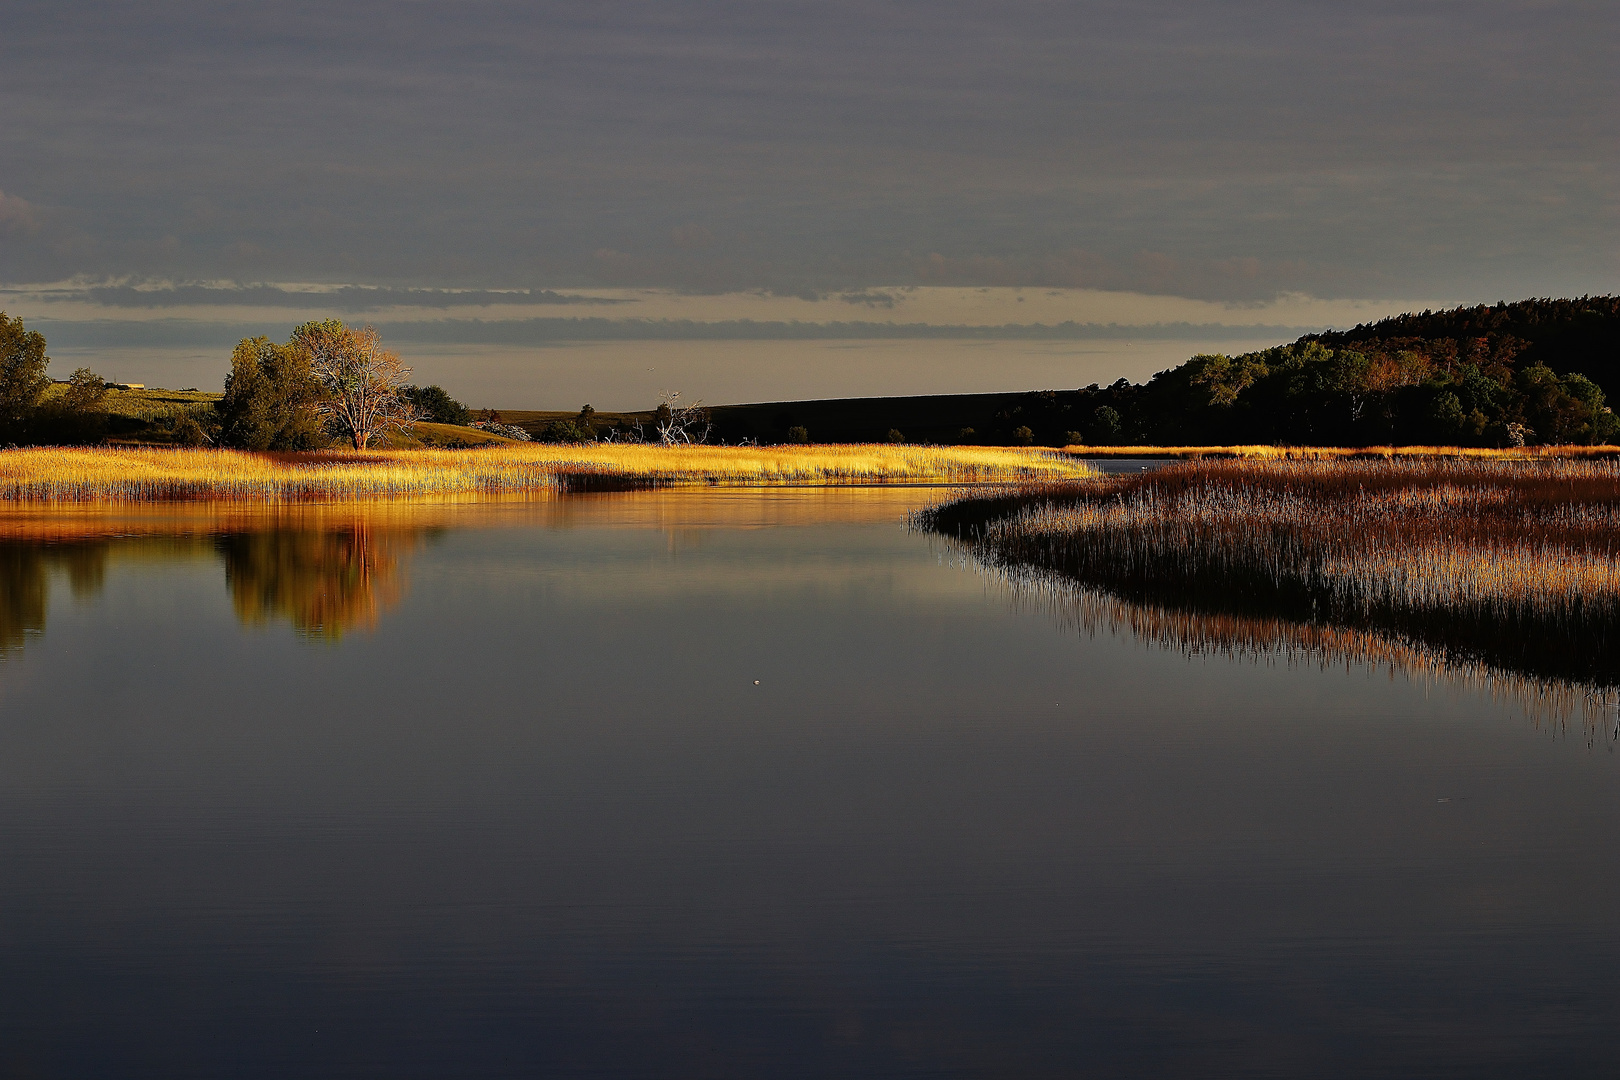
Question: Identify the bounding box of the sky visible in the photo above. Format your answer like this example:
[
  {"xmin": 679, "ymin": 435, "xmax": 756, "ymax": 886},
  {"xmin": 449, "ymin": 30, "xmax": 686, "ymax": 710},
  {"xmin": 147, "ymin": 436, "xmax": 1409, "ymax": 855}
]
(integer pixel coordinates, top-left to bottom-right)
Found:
[{"xmin": 1, "ymin": 1, "xmax": 1615, "ymax": 408}]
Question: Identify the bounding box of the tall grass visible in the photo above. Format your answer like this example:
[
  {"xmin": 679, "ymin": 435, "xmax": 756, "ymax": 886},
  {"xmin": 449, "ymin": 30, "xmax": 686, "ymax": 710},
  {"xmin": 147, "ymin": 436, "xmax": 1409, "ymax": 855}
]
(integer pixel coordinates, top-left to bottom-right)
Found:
[
  {"xmin": 920, "ymin": 458, "xmax": 1620, "ymax": 693},
  {"xmin": 1060, "ymin": 444, "xmax": 1620, "ymax": 459},
  {"xmin": 0, "ymin": 444, "xmax": 1096, "ymax": 502}
]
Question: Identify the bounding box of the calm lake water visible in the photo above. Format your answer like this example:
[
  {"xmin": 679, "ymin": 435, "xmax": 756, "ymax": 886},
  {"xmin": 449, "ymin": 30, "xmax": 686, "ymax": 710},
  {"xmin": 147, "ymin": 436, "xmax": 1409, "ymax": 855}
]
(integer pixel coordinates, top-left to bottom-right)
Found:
[{"xmin": 3, "ymin": 488, "xmax": 1619, "ymax": 1078}]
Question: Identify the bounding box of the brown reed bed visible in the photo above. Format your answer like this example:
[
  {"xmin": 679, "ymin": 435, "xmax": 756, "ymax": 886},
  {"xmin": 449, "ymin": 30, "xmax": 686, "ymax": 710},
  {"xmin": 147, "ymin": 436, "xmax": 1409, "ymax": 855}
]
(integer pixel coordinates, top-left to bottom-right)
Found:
[
  {"xmin": 1061, "ymin": 444, "xmax": 1620, "ymax": 460},
  {"xmin": 918, "ymin": 457, "xmax": 1620, "ymax": 693}
]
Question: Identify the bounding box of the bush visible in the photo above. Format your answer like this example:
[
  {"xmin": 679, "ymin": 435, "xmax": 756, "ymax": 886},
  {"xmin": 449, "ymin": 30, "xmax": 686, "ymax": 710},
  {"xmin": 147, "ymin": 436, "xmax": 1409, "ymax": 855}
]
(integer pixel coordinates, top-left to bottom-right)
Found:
[
  {"xmin": 786, "ymin": 425, "xmax": 809, "ymax": 444},
  {"xmin": 534, "ymin": 418, "xmax": 594, "ymax": 443},
  {"xmin": 401, "ymin": 384, "xmax": 471, "ymax": 425},
  {"xmin": 1011, "ymin": 425, "xmax": 1035, "ymax": 446},
  {"xmin": 886, "ymin": 428, "xmax": 905, "ymax": 443}
]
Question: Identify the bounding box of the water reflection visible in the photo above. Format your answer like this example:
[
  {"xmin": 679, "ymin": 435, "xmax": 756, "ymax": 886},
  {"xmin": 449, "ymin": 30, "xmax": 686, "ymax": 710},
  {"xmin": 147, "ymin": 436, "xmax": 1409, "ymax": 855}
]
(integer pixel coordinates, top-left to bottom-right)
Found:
[
  {"xmin": 0, "ymin": 541, "xmax": 111, "ymax": 653},
  {"xmin": 219, "ymin": 526, "xmax": 415, "ymax": 639},
  {"xmin": 0, "ymin": 507, "xmax": 451, "ymax": 646},
  {"xmin": 0, "ymin": 491, "xmax": 950, "ymax": 652},
  {"xmin": 974, "ymin": 550, "xmax": 1620, "ymax": 736}
]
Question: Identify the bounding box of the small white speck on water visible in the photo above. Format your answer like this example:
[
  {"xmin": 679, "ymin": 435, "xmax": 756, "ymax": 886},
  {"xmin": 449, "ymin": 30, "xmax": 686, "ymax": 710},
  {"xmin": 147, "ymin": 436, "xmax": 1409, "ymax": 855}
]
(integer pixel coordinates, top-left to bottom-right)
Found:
[{"xmin": 753, "ymin": 680, "xmax": 760, "ymax": 685}]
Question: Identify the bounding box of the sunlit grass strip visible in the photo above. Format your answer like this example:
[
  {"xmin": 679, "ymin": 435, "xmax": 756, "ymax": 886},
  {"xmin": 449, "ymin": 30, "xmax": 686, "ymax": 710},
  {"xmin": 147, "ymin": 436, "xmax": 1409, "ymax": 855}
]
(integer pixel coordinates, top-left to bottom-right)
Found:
[{"xmin": 0, "ymin": 444, "xmax": 1096, "ymax": 502}]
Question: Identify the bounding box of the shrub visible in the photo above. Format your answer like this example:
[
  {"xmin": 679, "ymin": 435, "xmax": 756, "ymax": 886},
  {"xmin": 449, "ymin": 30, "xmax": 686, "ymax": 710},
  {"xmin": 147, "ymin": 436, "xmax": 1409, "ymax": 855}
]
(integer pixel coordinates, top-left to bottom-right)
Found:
[
  {"xmin": 886, "ymin": 428, "xmax": 905, "ymax": 443},
  {"xmin": 786, "ymin": 425, "xmax": 809, "ymax": 444},
  {"xmin": 401, "ymin": 384, "xmax": 471, "ymax": 425}
]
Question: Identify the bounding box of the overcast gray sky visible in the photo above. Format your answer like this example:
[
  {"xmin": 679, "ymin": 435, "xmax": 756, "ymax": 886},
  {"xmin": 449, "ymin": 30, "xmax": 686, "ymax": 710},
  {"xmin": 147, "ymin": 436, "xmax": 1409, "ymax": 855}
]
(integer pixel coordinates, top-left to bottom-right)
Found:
[{"xmin": 1, "ymin": 1, "xmax": 1616, "ymax": 403}]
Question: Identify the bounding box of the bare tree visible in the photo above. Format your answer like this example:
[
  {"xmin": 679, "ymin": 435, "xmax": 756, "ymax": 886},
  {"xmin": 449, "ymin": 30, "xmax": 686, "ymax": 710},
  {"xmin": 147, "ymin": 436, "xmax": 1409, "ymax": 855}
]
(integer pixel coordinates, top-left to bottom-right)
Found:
[
  {"xmin": 292, "ymin": 321, "xmax": 416, "ymax": 449},
  {"xmin": 654, "ymin": 390, "xmax": 711, "ymax": 445}
]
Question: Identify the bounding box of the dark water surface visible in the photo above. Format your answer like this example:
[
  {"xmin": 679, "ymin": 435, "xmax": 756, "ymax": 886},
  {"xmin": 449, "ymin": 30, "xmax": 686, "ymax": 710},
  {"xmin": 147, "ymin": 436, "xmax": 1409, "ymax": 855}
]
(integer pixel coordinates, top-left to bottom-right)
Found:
[{"xmin": 2, "ymin": 491, "xmax": 1618, "ymax": 1078}]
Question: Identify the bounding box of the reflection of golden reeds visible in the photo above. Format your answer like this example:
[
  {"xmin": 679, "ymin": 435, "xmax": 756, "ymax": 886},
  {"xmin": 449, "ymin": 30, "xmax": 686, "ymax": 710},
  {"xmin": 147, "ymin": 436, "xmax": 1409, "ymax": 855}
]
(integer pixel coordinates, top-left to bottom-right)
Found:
[
  {"xmin": 0, "ymin": 445, "xmax": 1095, "ymax": 501},
  {"xmin": 922, "ymin": 457, "xmax": 1620, "ymax": 697}
]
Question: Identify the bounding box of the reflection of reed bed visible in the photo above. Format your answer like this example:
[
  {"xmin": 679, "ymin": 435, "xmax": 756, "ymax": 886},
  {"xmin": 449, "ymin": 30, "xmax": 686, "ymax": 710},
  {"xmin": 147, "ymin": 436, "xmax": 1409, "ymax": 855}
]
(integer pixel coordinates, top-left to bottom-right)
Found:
[
  {"xmin": 0, "ymin": 445, "xmax": 1094, "ymax": 501},
  {"xmin": 920, "ymin": 458, "xmax": 1620, "ymax": 691},
  {"xmin": 983, "ymin": 561, "xmax": 1613, "ymax": 734}
]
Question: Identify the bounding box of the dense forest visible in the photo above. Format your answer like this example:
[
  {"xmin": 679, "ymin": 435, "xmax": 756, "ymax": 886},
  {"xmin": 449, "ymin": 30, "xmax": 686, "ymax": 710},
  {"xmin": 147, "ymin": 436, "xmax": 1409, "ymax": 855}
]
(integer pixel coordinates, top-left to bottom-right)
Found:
[{"xmin": 708, "ymin": 296, "xmax": 1620, "ymax": 447}]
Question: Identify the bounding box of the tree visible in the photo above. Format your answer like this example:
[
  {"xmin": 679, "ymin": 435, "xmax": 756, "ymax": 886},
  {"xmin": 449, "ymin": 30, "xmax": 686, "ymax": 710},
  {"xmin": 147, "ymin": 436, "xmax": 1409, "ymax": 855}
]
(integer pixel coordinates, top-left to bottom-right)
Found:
[
  {"xmin": 37, "ymin": 367, "xmax": 111, "ymax": 443},
  {"xmin": 292, "ymin": 321, "xmax": 415, "ymax": 450},
  {"xmin": 400, "ymin": 384, "xmax": 471, "ymax": 425},
  {"xmin": 1089, "ymin": 406, "xmax": 1122, "ymax": 444},
  {"xmin": 216, "ymin": 336, "xmax": 327, "ymax": 450},
  {"xmin": 653, "ymin": 391, "xmax": 711, "ymax": 445},
  {"xmin": 0, "ymin": 312, "xmax": 49, "ymax": 442},
  {"xmin": 785, "ymin": 425, "xmax": 809, "ymax": 444}
]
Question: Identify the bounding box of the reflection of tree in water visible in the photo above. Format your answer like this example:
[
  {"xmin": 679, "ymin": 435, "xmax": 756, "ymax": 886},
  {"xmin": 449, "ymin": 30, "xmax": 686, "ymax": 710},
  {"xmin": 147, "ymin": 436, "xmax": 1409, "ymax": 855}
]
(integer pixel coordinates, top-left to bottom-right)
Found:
[
  {"xmin": 218, "ymin": 525, "xmax": 427, "ymax": 639},
  {"xmin": 0, "ymin": 542, "xmax": 111, "ymax": 655}
]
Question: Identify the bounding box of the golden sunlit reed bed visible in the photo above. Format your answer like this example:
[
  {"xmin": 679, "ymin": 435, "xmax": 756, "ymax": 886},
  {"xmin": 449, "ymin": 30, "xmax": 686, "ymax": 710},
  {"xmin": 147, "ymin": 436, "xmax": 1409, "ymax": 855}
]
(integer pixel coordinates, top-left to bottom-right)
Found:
[
  {"xmin": 920, "ymin": 457, "xmax": 1620, "ymax": 692},
  {"xmin": 0, "ymin": 444, "xmax": 1097, "ymax": 501}
]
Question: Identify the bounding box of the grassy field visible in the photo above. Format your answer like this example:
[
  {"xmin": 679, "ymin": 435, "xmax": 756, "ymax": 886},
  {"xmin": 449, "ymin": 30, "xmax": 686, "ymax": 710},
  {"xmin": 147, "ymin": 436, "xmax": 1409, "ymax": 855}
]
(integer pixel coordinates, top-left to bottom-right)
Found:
[
  {"xmin": 920, "ymin": 456, "xmax": 1620, "ymax": 694},
  {"xmin": 0, "ymin": 443, "xmax": 1096, "ymax": 501}
]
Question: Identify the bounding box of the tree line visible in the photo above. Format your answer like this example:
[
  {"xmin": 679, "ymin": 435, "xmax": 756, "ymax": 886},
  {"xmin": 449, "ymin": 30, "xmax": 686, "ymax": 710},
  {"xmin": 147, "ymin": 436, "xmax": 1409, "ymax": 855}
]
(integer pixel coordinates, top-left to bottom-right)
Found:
[{"xmin": 0, "ymin": 314, "xmax": 473, "ymax": 449}]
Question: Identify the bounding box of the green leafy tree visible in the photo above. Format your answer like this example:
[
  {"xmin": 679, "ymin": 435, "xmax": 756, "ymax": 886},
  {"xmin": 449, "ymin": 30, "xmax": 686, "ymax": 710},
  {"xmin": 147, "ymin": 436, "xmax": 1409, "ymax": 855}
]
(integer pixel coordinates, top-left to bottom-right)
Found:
[
  {"xmin": 216, "ymin": 336, "xmax": 327, "ymax": 450},
  {"xmin": 37, "ymin": 367, "xmax": 111, "ymax": 443},
  {"xmin": 1188, "ymin": 352, "xmax": 1269, "ymax": 407},
  {"xmin": 400, "ymin": 384, "xmax": 471, "ymax": 425},
  {"xmin": 1089, "ymin": 406, "xmax": 1123, "ymax": 445},
  {"xmin": 1428, "ymin": 392, "xmax": 1466, "ymax": 441},
  {"xmin": 0, "ymin": 312, "xmax": 50, "ymax": 441}
]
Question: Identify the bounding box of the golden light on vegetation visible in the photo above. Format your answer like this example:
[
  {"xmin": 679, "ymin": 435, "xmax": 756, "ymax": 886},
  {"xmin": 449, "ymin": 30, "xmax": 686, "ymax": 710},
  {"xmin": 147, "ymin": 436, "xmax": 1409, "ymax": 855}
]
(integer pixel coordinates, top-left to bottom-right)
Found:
[
  {"xmin": 0, "ymin": 444, "xmax": 1096, "ymax": 501},
  {"xmin": 921, "ymin": 457, "xmax": 1620, "ymax": 695},
  {"xmin": 1060, "ymin": 444, "xmax": 1620, "ymax": 459}
]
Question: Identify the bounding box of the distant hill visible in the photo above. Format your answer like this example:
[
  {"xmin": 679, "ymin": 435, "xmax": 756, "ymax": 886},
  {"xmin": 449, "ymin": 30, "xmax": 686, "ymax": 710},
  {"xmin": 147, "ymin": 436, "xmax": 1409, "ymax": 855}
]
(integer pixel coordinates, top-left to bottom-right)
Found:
[
  {"xmin": 497, "ymin": 297, "xmax": 1620, "ymax": 448},
  {"xmin": 696, "ymin": 296, "xmax": 1620, "ymax": 448}
]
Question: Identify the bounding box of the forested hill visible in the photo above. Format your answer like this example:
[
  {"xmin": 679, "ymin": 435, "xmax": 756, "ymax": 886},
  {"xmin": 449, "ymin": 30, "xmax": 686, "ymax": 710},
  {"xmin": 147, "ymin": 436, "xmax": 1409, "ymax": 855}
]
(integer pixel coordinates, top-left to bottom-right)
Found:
[
  {"xmin": 1314, "ymin": 296, "xmax": 1620, "ymax": 394},
  {"xmin": 1112, "ymin": 294, "xmax": 1620, "ymax": 447},
  {"xmin": 704, "ymin": 296, "xmax": 1620, "ymax": 448},
  {"xmin": 1001, "ymin": 294, "xmax": 1620, "ymax": 448}
]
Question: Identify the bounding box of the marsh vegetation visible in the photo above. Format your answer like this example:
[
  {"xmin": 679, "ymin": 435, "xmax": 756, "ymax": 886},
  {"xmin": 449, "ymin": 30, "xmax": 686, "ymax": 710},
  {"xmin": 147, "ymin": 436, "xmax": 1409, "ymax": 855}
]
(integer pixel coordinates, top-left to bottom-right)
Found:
[
  {"xmin": 0, "ymin": 443, "xmax": 1096, "ymax": 501},
  {"xmin": 921, "ymin": 457, "xmax": 1620, "ymax": 701}
]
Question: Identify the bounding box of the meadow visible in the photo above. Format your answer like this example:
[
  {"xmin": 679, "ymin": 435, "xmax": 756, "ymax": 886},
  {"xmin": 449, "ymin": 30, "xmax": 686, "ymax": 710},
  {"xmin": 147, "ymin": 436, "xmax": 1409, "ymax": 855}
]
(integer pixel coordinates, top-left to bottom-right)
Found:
[
  {"xmin": 0, "ymin": 443, "xmax": 1096, "ymax": 501},
  {"xmin": 920, "ymin": 457, "xmax": 1620, "ymax": 693}
]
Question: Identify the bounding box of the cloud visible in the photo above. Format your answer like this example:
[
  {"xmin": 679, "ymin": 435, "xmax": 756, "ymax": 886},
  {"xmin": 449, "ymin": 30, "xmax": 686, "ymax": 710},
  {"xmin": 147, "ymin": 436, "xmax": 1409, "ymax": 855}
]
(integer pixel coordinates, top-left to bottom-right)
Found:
[
  {"xmin": 22, "ymin": 282, "xmax": 631, "ymax": 310},
  {"xmin": 838, "ymin": 290, "xmax": 897, "ymax": 309},
  {"xmin": 0, "ymin": 191, "xmax": 43, "ymax": 237},
  {"xmin": 669, "ymin": 224, "xmax": 716, "ymax": 250},
  {"xmin": 0, "ymin": 3, "xmax": 1614, "ymax": 300}
]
